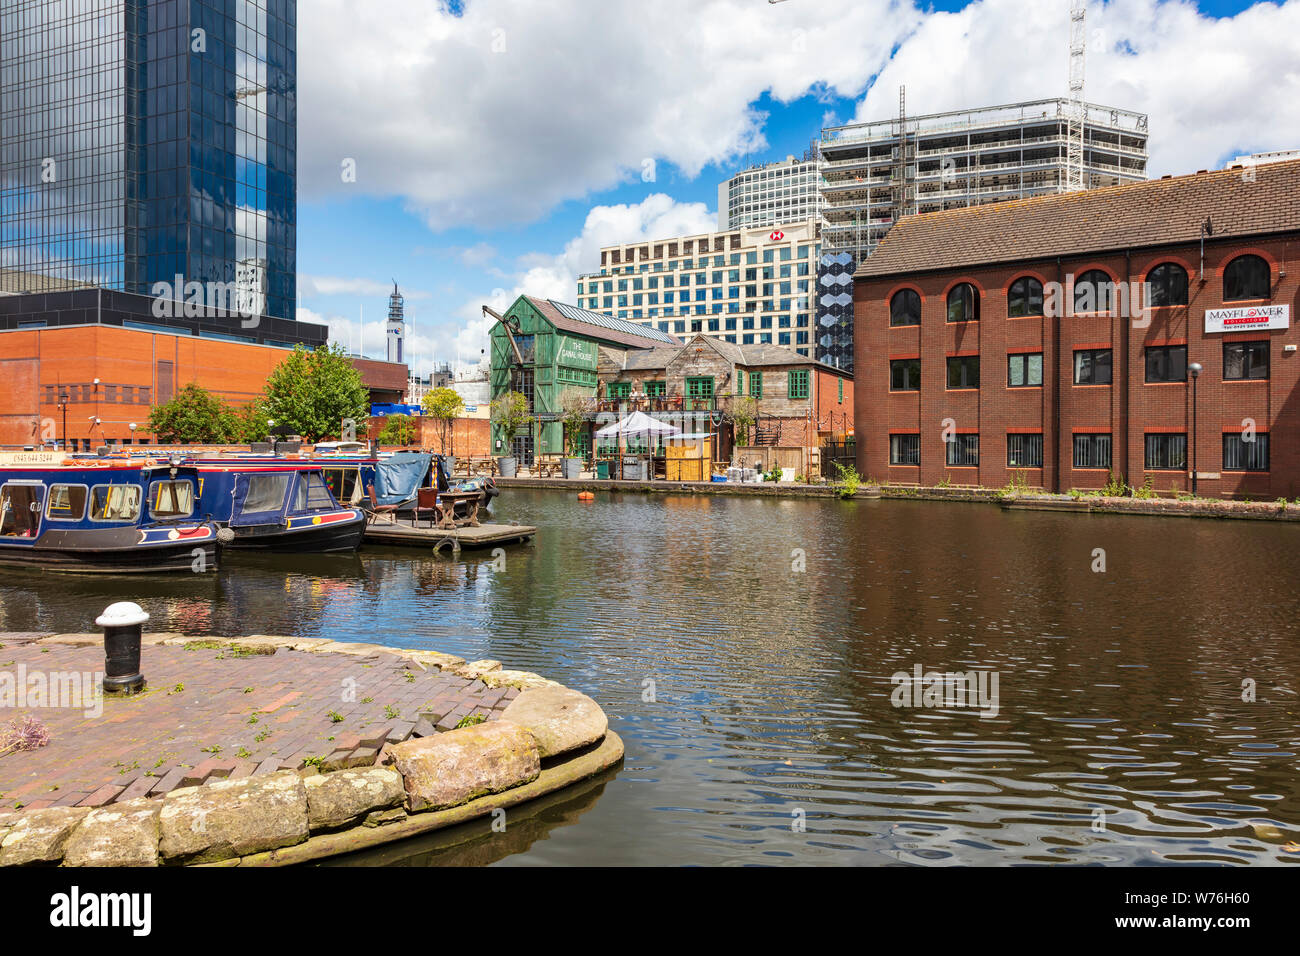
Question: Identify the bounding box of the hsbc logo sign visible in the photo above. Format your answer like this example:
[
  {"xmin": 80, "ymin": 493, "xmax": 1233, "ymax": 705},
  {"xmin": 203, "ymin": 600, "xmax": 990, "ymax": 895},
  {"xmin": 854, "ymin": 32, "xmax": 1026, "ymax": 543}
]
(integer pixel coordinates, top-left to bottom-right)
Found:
[{"xmin": 769, "ymin": 229, "xmax": 784, "ymax": 242}]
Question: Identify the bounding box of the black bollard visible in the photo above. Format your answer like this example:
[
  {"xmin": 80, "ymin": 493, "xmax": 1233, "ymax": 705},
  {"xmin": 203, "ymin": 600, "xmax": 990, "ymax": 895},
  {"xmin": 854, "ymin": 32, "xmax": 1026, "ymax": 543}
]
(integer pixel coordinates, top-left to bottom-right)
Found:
[{"xmin": 95, "ymin": 602, "xmax": 149, "ymax": 695}]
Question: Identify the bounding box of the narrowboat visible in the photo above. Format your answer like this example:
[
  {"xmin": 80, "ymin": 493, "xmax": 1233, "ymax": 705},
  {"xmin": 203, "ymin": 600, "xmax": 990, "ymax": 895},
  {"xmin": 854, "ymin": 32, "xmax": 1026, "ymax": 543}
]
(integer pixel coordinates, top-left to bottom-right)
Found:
[
  {"xmin": 193, "ymin": 463, "xmax": 366, "ymax": 552},
  {"xmin": 0, "ymin": 454, "xmax": 223, "ymax": 573}
]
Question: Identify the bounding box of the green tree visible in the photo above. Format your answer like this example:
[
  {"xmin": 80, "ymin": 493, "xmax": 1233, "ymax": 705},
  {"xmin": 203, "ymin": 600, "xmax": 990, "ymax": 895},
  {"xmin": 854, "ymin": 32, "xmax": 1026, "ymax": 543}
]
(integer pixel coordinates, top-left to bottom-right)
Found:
[
  {"xmin": 558, "ymin": 387, "xmax": 591, "ymax": 458},
  {"xmin": 147, "ymin": 383, "xmax": 240, "ymax": 444},
  {"xmin": 421, "ymin": 386, "xmax": 464, "ymax": 455},
  {"xmin": 262, "ymin": 343, "xmax": 369, "ymax": 443},
  {"xmin": 375, "ymin": 413, "xmax": 416, "ymax": 447},
  {"xmin": 730, "ymin": 396, "xmax": 758, "ymax": 446},
  {"xmin": 490, "ymin": 390, "xmax": 530, "ymax": 454},
  {"xmin": 230, "ymin": 400, "xmax": 272, "ymax": 444}
]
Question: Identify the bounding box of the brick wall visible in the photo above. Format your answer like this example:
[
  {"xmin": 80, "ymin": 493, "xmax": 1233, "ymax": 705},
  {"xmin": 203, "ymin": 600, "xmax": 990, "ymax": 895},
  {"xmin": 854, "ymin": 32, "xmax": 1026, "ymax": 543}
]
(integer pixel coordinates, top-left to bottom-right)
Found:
[
  {"xmin": 0, "ymin": 326, "xmax": 291, "ymax": 447},
  {"xmin": 855, "ymin": 235, "xmax": 1300, "ymax": 497},
  {"xmin": 367, "ymin": 416, "xmax": 490, "ymax": 456}
]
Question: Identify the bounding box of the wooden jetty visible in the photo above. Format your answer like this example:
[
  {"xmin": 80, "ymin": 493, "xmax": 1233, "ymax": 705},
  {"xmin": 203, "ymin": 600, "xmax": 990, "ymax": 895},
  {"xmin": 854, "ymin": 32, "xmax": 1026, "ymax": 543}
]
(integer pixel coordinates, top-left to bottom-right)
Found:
[{"xmin": 362, "ymin": 517, "xmax": 537, "ymax": 550}]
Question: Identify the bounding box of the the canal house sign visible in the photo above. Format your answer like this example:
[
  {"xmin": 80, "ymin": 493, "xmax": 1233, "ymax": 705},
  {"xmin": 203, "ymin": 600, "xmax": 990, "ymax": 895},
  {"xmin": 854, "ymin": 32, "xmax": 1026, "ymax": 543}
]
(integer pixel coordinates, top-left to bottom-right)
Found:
[
  {"xmin": 557, "ymin": 336, "xmax": 597, "ymax": 370},
  {"xmin": 1204, "ymin": 304, "xmax": 1289, "ymax": 333}
]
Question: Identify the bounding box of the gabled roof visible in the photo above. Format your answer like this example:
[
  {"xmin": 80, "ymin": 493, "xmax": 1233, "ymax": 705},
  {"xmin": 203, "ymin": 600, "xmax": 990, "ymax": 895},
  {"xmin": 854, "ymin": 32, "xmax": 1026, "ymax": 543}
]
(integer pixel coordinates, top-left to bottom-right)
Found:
[
  {"xmin": 608, "ymin": 334, "xmax": 850, "ymax": 375},
  {"xmin": 856, "ymin": 159, "xmax": 1300, "ymax": 280},
  {"xmin": 524, "ymin": 296, "xmax": 677, "ymax": 349}
]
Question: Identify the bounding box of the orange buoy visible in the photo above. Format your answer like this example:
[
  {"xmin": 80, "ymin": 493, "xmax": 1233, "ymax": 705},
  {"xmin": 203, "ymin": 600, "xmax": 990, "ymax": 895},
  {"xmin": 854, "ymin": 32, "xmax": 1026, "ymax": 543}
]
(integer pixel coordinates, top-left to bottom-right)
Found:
[{"xmin": 577, "ymin": 491, "xmax": 595, "ymax": 502}]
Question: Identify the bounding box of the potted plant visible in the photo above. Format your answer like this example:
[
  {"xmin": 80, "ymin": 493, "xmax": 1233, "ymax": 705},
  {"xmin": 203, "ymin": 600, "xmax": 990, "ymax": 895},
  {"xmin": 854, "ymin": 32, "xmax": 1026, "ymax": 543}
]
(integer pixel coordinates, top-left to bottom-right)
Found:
[
  {"xmin": 559, "ymin": 388, "xmax": 590, "ymax": 479},
  {"xmin": 490, "ymin": 390, "xmax": 529, "ymax": 478}
]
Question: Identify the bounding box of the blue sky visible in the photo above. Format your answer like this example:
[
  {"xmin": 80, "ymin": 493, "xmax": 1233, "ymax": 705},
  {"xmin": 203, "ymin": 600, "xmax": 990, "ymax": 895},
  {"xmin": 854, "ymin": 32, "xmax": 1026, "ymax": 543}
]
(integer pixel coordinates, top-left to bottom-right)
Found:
[{"xmin": 294, "ymin": 0, "xmax": 1296, "ymax": 374}]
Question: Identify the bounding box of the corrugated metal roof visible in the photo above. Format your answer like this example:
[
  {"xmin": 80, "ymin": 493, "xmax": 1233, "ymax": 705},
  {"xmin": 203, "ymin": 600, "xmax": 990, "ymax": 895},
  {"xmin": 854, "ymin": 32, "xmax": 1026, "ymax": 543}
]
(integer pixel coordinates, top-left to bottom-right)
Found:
[{"xmin": 542, "ymin": 298, "xmax": 676, "ymax": 344}]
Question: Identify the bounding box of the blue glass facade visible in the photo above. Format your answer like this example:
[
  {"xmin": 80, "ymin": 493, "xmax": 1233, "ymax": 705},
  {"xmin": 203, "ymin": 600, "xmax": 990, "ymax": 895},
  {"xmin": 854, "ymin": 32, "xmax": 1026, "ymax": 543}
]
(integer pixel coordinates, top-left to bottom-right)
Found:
[{"xmin": 1, "ymin": 0, "xmax": 296, "ymax": 320}]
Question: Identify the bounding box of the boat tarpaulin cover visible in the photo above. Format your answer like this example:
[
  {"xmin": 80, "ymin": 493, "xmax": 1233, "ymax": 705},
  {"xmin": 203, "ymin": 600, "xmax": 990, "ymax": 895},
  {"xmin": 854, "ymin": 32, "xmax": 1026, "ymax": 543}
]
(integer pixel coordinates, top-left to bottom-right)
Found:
[
  {"xmin": 374, "ymin": 453, "xmax": 430, "ymax": 506},
  {"xmin": 231, "ymin": 472, "xmax": 293, "ymax": 527}
]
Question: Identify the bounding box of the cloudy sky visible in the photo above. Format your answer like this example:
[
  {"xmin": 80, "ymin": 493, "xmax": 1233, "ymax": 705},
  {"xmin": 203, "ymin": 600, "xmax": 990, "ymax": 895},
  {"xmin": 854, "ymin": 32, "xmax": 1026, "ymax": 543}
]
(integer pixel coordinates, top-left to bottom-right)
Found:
[{"xmin": 293, "ymin": 0, "xmax": 1300, "ymax": 375}]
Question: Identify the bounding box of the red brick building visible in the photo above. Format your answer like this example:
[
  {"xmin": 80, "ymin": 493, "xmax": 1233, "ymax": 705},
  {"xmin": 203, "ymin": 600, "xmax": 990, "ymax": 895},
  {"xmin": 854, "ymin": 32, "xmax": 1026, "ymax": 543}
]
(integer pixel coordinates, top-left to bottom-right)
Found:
[{"xmin": 854, "ymin": 160, "xmax": 1300, "ymax": 498}]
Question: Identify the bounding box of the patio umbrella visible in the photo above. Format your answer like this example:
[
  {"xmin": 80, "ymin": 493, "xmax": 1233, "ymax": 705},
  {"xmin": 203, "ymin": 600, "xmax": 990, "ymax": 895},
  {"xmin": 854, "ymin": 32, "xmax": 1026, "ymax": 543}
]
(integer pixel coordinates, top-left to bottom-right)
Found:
[
  {"xmin": 594, "ymin": 412, "xmax": 680, "ymax": 478},
  {"xmin": 594, "ymin": 411, "xmax": 682, "ymax": 438}
]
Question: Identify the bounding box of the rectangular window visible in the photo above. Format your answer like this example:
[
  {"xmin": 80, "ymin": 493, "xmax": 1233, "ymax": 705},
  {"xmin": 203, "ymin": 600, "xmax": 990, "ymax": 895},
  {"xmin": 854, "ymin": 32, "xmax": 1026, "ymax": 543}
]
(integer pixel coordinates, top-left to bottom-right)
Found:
[
  {"xmin": 1223, "ymin": 341, "xmax": 1269, "ymax": 380},
  {"xmin": 1144, "ymin": 433, "xmax": 1187, "ymax": 470},
  {"xmin": 299, "ymin": 473, "xmax": 337, "ymax": 511},
  {"xmin": 89, "ymin": 485, "xmax": 143, "ymax": 522},
  {"xmin": 788, "ymin": 369, "xmax": 809, "ymax": 400},
  {"xmin": 890, "ymin": 359, "xmax": 920, "ymax": 391},
  {"xmin": 1073, "ymin": 349, "xmax": 1113, "ymax": 385},
  {"xmin": 1, "ymin": 484, "xmax": 45, "ymax": 537},
  {"xmin": 749, "ymin": 371, "xmax": 763, "ymax": 399},
  {"xmin": 1145, "ymin": 345, "xmax": 1187, "ymax": 383},
  {"xmin": 45, "ymin": 485, "xmax": 88, "ymax": 521},
  {"xmin": 645, "ymin": 380, "xmax": 666, "ymax": 397},
  {"xmin": 1073, "ymin": 434, "xmax": 1112, "ymax": 469},
  {"xmin": 150, "ymin": 480, "xmax": 195, "ymax": 518},
  {"xmin": 946, "ymin": 355, "xmax": 980, "ymax": 389},
  {"xmin": 945, "ymin": 434, "xmax": 979, "ymax": 466},
  {"xmin": 1007, "ymin": 353, "xmax": 1043, "ymax": 387},
  {"xmin": 323, "ymin": 468, "xmax": 360, "ymax": 505},
  {"xmin": 1223, "ymin": 433, "xmax": 1270, "ymax": 471},
  {"xmin": 686, "ymin": 376, "xmax": 714, "ymax": 409},
  {"xmin": 890, "ymin": 434, "xmax": 921, "ymax": 465},
  {"xmin": 1007, "ymin": 434, "xmax": 1043, "ymax": 468}
]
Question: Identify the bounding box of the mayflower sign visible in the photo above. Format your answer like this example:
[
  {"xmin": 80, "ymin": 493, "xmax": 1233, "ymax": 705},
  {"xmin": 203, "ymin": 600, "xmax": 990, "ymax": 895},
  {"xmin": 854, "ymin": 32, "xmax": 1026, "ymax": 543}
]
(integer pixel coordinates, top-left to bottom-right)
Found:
[{"xmin": 1204, "ymin": 304, "xmax": 1289, "ymax": 334}]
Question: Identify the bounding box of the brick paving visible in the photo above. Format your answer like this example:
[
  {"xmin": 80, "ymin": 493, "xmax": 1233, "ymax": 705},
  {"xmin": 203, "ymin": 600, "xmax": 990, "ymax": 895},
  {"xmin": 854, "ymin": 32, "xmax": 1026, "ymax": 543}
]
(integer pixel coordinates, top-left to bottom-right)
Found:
[{"xmin": 0, "ymin": 634, "xmax": 519, "ymax": 810}]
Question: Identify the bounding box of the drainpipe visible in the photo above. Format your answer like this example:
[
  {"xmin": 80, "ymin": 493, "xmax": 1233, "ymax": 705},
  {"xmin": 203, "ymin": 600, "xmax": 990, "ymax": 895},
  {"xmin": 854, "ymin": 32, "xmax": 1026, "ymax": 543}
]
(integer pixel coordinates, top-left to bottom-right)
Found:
[
  {"xmin": 1123, "ymin": 248, "xmax": 1132, "ymax": 483},
  {"xmin": 1054, "ymin": 256, "xmax": 1063, "ymax": 492}
]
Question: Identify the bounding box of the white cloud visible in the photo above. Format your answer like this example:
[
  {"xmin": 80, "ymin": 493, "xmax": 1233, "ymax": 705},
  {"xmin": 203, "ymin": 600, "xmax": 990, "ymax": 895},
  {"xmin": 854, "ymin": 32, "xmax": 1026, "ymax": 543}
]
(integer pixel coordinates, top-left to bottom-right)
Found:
[
  {"xmin": 446, "ymin": 193, "xmax": 717, "ymax": 363},
  {"xmin": 458, "ymin": 243, "xmax": 498, "ymax": 269},
  {"xmin": 852, "ymin": 0, "xmax": 1300, "ymax": 175},
  {"xmin": 298, "ymin": 274, "xmax": 433, "ymax": 301},
  {"xmin": 305, "ymin": 194, "xmax": 714, "ymax": 376},
  {"xmin": 298, "ymin": 0, "xmax": 919, "ymax": 228}
]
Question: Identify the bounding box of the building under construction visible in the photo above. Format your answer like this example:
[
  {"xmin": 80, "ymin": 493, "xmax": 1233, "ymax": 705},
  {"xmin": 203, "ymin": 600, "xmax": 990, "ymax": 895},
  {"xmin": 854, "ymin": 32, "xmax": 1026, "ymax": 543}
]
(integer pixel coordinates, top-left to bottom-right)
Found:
[{"xmin": 815, "ymin": 97, "xmax": 1150, "ymax": 371}]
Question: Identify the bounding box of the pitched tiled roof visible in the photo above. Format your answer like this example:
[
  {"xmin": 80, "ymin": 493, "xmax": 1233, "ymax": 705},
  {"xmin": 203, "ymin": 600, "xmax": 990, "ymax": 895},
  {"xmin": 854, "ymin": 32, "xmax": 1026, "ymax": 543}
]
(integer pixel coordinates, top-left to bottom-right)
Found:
[
  {"xmin": 856, "ymin": 159, "xmax": 1300, "ymax": 280},
  {"xmin": 610, "ymin": 334, "xmax": 849, "ymax": 375},
  {"xmin": 525, "ymin": 296, "xmax": 678, "ymax": 349}
]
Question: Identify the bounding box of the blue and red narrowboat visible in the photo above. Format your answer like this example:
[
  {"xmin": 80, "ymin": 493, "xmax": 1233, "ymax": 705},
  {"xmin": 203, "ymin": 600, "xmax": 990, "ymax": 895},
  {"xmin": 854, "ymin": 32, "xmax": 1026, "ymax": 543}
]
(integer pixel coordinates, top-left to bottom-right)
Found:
[
  {"xmin": 0, "ymin": 454, "xmax": 222, "ymax": 573},
  {"xmin": 192, "ymin": 462, "xmax": 366, "ymax": 553}
]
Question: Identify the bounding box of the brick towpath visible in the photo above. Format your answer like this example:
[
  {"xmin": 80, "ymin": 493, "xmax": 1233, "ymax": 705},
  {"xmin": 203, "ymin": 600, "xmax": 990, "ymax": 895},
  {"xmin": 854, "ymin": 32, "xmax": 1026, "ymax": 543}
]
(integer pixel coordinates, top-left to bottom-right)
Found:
[{"xmin": 0, "ymin": 633, "xmax": 521, "ymax": 811}]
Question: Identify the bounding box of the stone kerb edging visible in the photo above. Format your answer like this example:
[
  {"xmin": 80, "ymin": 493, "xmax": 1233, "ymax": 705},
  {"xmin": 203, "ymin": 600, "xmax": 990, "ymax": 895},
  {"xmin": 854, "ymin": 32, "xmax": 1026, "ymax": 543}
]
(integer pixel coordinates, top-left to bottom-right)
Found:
[{"xmin": 0, "ymin": 636, "xmax": 623, "ymax": 867}]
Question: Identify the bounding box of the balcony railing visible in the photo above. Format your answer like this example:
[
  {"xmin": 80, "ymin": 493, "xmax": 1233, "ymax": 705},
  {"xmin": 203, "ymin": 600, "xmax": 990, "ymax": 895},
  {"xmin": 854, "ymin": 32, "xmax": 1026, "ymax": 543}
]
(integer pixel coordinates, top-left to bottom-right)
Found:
[{"xmin": 591, "ymin": 395, "xmax": 741, "ymax": 415}]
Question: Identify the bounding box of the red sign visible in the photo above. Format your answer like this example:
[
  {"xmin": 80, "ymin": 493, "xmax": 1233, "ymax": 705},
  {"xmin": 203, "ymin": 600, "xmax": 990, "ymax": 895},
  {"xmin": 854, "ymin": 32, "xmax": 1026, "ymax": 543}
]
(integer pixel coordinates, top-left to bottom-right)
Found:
[{"xmin": 769, "ymin": 230, "xmax": 784, "ymax": 242}]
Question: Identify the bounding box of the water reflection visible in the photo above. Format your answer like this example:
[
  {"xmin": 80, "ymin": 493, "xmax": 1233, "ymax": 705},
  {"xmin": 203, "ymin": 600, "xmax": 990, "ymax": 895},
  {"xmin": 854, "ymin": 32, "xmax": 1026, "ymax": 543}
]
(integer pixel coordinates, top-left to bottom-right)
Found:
[{"xmin": 1, "ymin": 490, "xmax": 1297, "ymax": 865}]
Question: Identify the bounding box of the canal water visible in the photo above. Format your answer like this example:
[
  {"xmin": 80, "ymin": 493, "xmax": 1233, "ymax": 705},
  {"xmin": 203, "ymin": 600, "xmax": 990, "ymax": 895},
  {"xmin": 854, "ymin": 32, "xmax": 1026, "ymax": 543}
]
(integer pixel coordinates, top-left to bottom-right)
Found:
[{"xmin": 2, "ymin": 488, "xmax": 1298, "ymax": 866}]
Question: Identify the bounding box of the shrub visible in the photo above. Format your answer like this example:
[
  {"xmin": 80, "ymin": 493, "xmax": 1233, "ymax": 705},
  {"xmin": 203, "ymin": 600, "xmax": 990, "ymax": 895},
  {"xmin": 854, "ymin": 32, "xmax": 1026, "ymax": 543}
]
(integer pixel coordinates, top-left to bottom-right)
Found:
[{"xmin": 831, "ymin": 462, "xmax": 861, "ymax": 499}]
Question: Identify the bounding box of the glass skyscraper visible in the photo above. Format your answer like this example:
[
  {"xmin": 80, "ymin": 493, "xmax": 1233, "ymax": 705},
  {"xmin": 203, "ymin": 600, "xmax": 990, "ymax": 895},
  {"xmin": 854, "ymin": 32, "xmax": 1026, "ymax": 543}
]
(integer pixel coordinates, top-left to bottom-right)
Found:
[{"xmin": 0, "ymin": 0, "xmax": 296, "ymax": 320}]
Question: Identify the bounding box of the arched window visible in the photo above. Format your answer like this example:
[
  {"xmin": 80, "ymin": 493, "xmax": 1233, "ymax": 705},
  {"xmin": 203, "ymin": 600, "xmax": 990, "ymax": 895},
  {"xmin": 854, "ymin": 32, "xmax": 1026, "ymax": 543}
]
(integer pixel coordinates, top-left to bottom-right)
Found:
[
  {"xmin": 890, "ymin": 288, "xmax": 921, "ymax": 326},
  {"xmin": 1007, "ymin": 276, "xmax": 1044, "ymax": 317},
  {"xmin": 1073, "ymin": 270, "xmax": 1114, "ymax": 314},
  {"xmin": 1146, "ymin": 262, "xmax": 1188, "ymax": 307},
  {"xmin": 1224, "ymin": 254, "xmax": 1270, "ymax": 301},
  {"xmin": 946, "ymin": 283, "xmax": 979, "ymax": 323}
]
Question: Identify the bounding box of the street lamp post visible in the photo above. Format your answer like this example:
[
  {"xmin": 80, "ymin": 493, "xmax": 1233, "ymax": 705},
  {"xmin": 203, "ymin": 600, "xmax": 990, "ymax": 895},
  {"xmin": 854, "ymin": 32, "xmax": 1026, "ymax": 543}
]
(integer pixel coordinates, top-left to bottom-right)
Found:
[
  {"xmin": 58, "ymin": 388, "xmax": 69, "ymax": 450},
  {"xmin": 1188, "ymin": 362, "xmax": 1203, "ymax": 496},
  {"xmin": 128, "ymin": 422, "xmax": 137, "ymax": 446}
]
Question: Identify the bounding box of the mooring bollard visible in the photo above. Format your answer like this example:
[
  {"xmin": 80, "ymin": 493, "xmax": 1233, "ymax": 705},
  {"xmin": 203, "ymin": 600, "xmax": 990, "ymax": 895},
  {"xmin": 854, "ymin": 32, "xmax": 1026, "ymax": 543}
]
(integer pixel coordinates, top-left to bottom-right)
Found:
[{"xmin": 95, "ymin": 602, "xmax": 149, "ymax": 695}]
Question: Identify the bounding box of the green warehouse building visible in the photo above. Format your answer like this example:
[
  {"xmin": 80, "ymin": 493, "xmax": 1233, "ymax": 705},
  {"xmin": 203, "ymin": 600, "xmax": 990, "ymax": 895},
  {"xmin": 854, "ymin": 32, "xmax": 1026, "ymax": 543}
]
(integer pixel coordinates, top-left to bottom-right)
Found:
[{"xmin": 487, "ymin": 295, "xmax": 677, "ymax": 462}]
